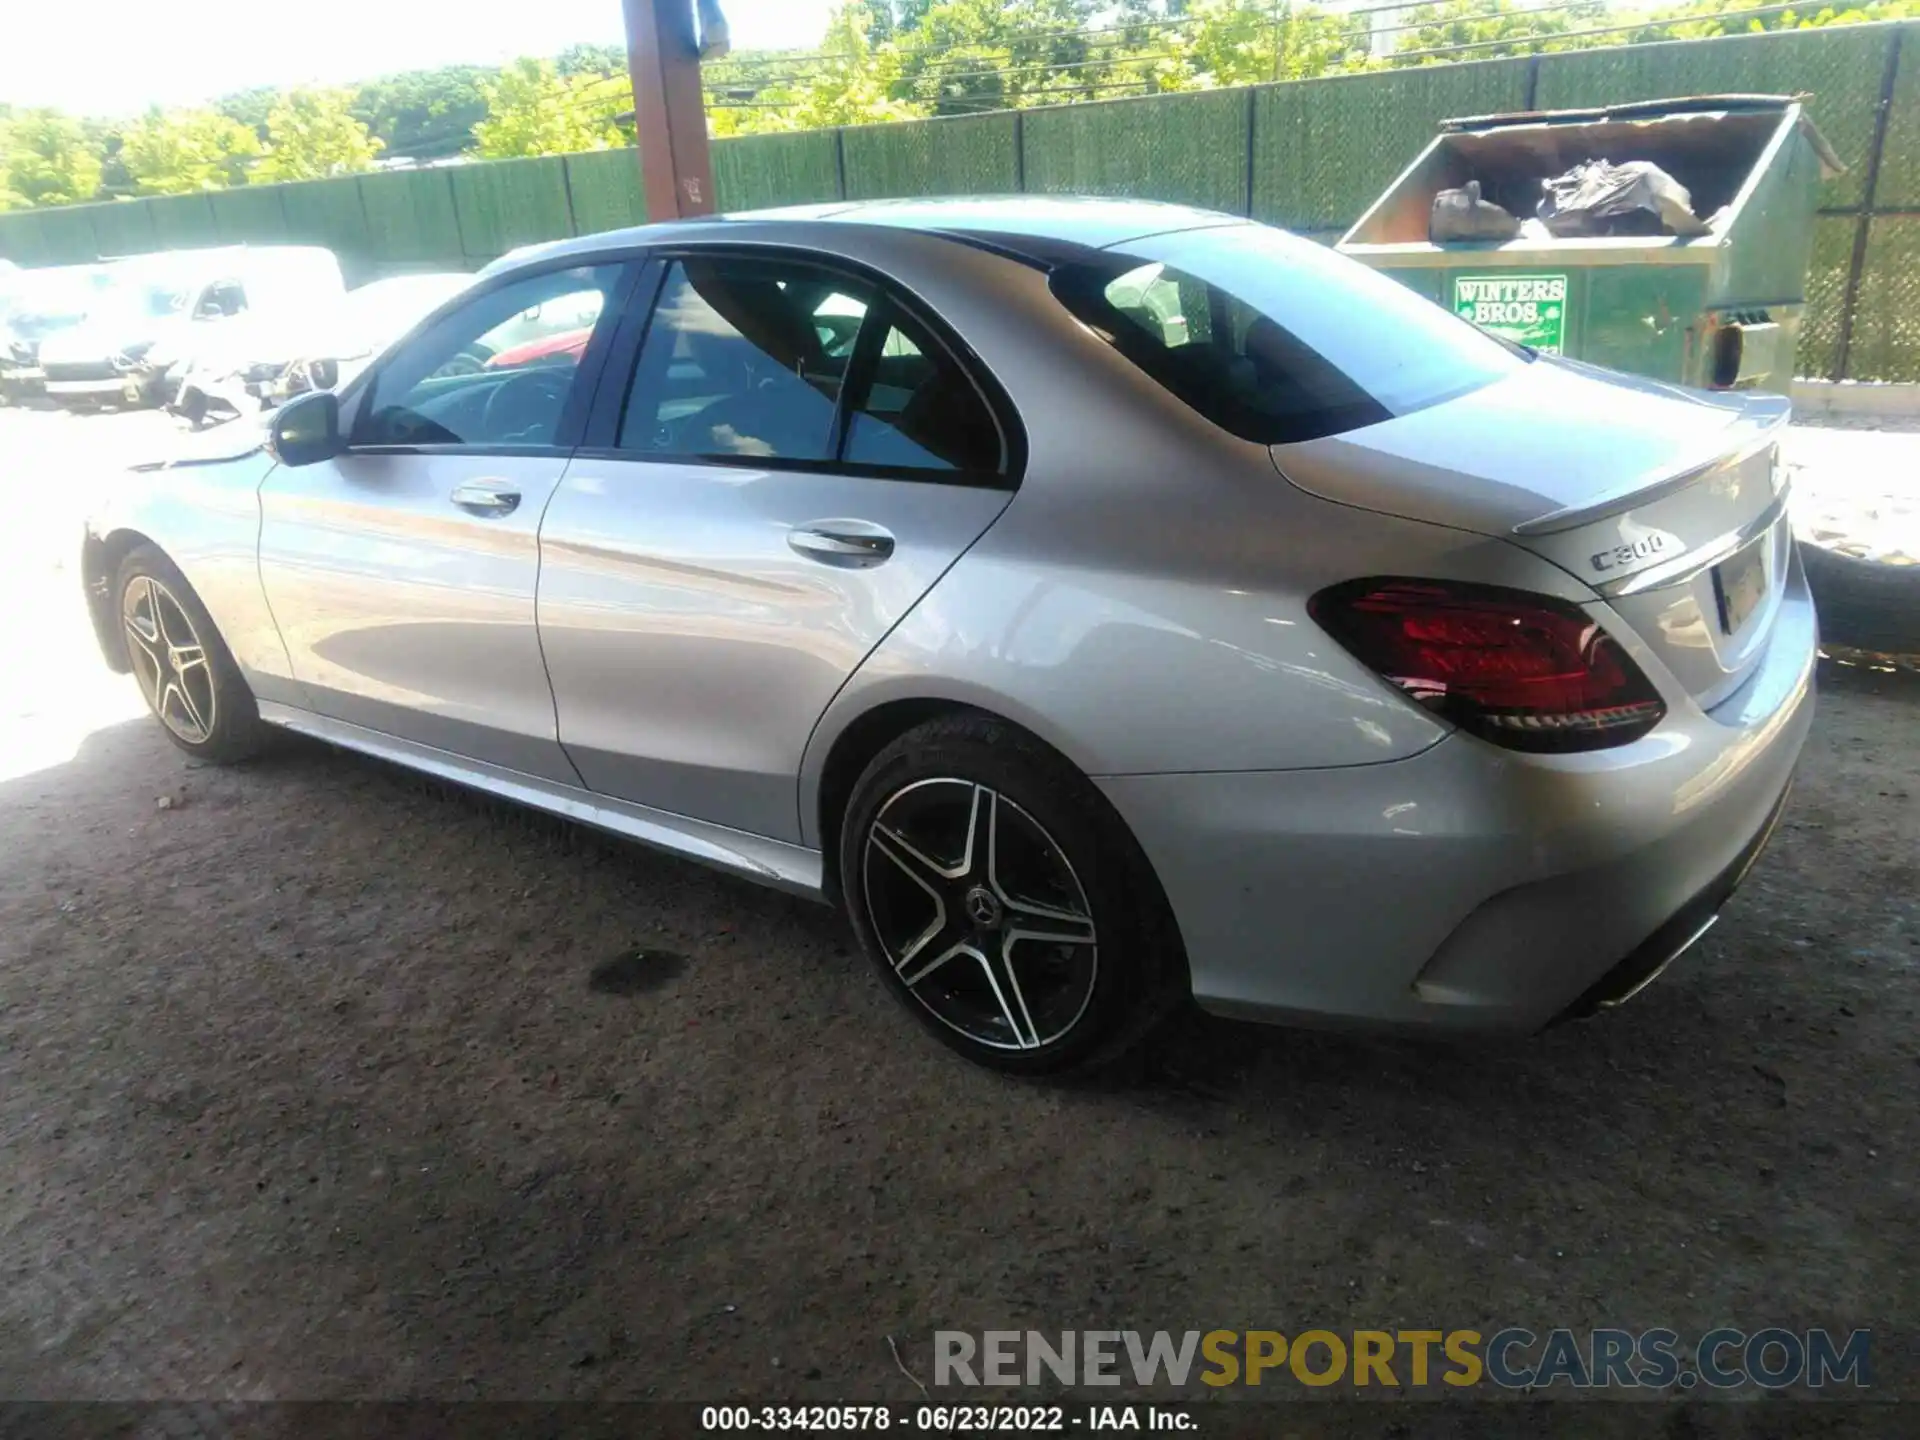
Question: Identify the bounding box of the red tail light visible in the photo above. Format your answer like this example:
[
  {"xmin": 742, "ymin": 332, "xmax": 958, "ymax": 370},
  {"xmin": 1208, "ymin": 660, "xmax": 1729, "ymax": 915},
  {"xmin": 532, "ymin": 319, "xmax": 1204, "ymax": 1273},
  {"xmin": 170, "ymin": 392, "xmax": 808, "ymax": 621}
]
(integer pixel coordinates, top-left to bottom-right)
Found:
[{"xmin": 1308, "ymin": 578, "xmax": 1666, "ymax": 753}]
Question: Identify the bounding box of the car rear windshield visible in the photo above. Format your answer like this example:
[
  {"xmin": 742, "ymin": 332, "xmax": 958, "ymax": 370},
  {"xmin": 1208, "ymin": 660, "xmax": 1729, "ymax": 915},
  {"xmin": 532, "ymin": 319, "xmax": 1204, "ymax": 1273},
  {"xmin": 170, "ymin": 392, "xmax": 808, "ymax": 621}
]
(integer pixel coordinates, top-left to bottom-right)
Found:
[{"xmin": 1048, "ymin": 223, "xmax": 1524, "ymax": 445}]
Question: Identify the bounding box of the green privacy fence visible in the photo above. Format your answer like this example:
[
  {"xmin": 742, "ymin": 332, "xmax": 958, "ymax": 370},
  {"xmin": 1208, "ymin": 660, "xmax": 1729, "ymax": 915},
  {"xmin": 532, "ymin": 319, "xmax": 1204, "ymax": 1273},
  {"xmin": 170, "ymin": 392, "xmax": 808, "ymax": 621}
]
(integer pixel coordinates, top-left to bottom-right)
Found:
[{"xmin": 3, "ymin": 21, "xmax": 1915, "ymax": 380}]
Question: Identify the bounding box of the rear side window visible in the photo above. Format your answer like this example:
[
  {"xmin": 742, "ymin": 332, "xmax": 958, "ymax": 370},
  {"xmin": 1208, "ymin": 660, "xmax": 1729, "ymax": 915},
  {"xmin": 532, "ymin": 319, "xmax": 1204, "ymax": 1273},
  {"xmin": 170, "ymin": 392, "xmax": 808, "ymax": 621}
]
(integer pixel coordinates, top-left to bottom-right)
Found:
[
  {"xmin": 843, "ymin": 307, "xmax": 1001, "ymax": 474},
  {"xmin": 1050, "ymin": 223, "xmax": 1524, "ymax": 445},
  {"xmin": 619, "ymin": 255, "xmax": 1006, "ymax": 479}
]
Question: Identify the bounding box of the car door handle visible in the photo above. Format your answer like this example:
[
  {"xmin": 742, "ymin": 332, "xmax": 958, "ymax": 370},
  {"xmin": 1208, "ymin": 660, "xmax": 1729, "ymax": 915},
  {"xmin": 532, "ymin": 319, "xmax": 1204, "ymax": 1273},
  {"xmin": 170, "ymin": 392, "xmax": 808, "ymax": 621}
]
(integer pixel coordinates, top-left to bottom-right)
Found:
[
  {"xmin": 450, "ymin": 481, "xmax": 521, "ymax": 517},
  {"xmin": 787, "ymin": 523, "xmax": 896, "ymax": 567}
]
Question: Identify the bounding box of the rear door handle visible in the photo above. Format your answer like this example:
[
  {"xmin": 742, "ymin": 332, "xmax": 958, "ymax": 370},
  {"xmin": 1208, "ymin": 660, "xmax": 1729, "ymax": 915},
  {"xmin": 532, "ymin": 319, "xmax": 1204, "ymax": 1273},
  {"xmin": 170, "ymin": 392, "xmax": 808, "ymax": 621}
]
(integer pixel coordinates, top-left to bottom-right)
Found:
[
  {"xmin": 788, "ymin": 522, "xmax": 896, "ymax": 567},
  {"xmin": 450, "ymin": 481, "xmax": 522, "ymax": 517}
]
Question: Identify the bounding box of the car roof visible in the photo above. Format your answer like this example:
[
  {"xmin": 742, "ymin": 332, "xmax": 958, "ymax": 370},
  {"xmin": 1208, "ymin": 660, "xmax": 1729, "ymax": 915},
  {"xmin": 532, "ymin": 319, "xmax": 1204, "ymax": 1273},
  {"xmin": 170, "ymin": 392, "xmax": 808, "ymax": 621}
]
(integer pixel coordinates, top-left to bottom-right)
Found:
[{"xmin": 488, "ymin": 195, "xmax": 1246, "ymax": 275}]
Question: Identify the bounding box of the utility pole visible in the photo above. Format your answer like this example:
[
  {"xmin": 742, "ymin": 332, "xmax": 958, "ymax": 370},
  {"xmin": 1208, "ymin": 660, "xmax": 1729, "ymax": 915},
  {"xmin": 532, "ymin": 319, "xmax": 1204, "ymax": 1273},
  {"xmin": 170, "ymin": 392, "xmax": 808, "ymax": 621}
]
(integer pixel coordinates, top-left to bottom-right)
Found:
[{"xmin": 623, "ymin": 0, "xmax": 725, "ymax": 220}]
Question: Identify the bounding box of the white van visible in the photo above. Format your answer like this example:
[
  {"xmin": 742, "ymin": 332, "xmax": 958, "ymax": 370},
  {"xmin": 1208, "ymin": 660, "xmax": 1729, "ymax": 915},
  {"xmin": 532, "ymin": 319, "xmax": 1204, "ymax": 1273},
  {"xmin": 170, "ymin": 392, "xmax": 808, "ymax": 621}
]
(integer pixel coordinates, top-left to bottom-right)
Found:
[{"xmin": 37, "ymin": 246, "xmax": 345, "ymax": 409}]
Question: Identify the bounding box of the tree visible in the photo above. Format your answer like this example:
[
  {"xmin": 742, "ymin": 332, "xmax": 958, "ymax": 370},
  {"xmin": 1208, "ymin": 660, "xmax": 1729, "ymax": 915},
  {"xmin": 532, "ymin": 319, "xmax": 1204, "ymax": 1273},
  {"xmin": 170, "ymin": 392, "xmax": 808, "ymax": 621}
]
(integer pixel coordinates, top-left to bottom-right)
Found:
[
  {"xmin": 253, "ymin": 88, "xmax": 383, "ymax": 182},
  {"xmin": 118, "ymin": 107, "xmax": 264, "ymax": 194},
  {"xmin": 1388, "ymin": 0, "xmax": 1912, "ymax": 64},
  {"xmin": 891, "ymin": 0, "xmax": 1107, "ymax": 115},
  {"xmin": 1390, "ymin": 0, "xmax": 1607, "ymax": 61},
  {"xmin": 215, "ymin": 87, "xmax": 279, "ymax": 135},
  {"xmin": 783, "ymin": 6, "xmax": 922, "ymax": 128},
  {"xmin": 472, "ymin": 59, "xmax": 627, "ymax": 159},
  {"xmin": 0, "ymin": 109, "xmax": 102, "ymax": 208},
  {"xmin": 349, "ymin": 66, "xmax": 492, "ymax": 162},
  {"xmin": 556, "ymin": 43, "xmax": 628, "ymax": 77},
  {"xmin": 1161, "ymin": 0, "xmax": 1372, "ymax": 88}
]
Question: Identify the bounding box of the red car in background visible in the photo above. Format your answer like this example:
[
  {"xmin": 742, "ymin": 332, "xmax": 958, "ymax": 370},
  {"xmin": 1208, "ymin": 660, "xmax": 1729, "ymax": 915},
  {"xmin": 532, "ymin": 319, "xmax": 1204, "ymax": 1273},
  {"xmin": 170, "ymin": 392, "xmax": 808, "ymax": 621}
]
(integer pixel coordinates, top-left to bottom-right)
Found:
[{"xmin": 485, "ymin": 327, "xmax": 592, "ymax": 370}]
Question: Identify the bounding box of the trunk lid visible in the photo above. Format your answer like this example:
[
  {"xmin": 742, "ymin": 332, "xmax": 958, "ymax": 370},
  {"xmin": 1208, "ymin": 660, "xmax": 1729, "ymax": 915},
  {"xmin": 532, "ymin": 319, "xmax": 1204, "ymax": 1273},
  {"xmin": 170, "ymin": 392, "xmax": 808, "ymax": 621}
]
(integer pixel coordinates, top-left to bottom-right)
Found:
[{"xmin": 1274, "ymin": 356, "xmax": 1791, "ymax": 711}]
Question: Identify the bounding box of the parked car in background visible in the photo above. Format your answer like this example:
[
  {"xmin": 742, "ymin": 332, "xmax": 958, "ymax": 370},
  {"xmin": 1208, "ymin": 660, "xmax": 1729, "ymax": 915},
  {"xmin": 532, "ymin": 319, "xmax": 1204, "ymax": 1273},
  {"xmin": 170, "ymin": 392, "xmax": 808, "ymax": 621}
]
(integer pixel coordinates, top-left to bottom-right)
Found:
[
  {"xmin": 38, "ymin": 246, "xmax": 344, "ymax": 410},
  {"xmin": 269, "ymin": 272, "xmax": 477, "ymax": 405},
  {"xmin": 81, "ymin": 199, "xmax": 1814, "ymax": 1073},
  {"xmin": 0, "ymin": 262, "xmax": 119, "ymax": 404},
  {"xmin": 171, "ymin": 272, "xmax": 476, "ymax": 427},
  {"xmin": 482, "ymin": 325, "xmax": 593, "ymax": 371}
]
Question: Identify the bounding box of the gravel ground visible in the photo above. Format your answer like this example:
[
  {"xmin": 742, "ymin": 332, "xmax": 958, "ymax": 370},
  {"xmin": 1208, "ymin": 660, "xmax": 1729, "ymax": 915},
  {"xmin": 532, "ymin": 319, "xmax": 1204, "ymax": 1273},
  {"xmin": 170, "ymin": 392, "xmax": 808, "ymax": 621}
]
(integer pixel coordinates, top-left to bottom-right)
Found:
[
  {"xmin": 1, "ymin": 407, "xmax": 1916, "ymax": 1414},
  {"xmin": 1785, "ymin": 423, "xmax": 1920, "ymax": 567}
]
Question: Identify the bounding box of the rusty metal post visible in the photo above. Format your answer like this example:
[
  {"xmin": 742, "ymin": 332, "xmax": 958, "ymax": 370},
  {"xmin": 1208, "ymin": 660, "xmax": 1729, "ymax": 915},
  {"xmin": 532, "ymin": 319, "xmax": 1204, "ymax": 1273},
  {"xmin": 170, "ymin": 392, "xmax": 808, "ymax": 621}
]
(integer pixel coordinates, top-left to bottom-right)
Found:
[{"xmin": 623, "ymin": 0, "xmax": 716, "ymax": 220}]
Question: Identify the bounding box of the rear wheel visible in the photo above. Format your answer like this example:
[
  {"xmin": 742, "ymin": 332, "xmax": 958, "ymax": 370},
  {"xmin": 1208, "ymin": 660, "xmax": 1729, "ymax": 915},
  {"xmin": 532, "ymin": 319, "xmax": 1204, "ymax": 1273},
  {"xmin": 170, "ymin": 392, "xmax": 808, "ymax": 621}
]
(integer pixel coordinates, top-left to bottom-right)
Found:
[
  {"xmin": 839, "ymin": 713, "xmax": 1187, "ymax": 1074},
  {"xmin": 116, "ymin": 545, "xmax": 267, "ymax": 763}
]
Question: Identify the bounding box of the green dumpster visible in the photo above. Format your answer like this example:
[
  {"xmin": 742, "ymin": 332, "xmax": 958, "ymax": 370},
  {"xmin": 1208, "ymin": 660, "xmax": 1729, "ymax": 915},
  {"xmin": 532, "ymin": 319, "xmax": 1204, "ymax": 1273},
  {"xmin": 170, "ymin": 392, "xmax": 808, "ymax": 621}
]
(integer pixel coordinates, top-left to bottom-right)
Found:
[{"xmin": 1337, "ymin": 95, "xmax": 1841, "ymax": 395}]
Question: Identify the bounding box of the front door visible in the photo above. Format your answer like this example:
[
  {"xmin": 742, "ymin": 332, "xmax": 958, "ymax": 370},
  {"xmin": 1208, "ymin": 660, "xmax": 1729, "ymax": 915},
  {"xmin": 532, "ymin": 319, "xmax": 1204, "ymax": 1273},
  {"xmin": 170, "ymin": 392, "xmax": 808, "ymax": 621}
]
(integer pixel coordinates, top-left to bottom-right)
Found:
[
  {"xmin": 538, "ymin": 253, "xmax": 1016, "ymax": 842},
  {"xmin": 258, "ymin": 261, "xmax": 629, "ymax": 784}
]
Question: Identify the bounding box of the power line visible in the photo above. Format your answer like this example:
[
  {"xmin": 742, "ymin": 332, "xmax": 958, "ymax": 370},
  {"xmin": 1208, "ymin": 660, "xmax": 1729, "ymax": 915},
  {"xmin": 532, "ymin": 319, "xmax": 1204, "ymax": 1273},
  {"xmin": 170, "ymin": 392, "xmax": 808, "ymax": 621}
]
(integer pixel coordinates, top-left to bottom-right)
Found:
[
  {"xmin": 1387, "ymin": 0, "xmax": 1809, "ymax": 61},
  {"xmin": 1367, "ymin": 0, "xmax": 1594, "ymax": 40},
  {"xmin": 377, "ymin": 1, "xmax": 1792, "ymax": 150},
  {"xmin": 696, "ymin": 0, "xmax": 1580, "ymax": 78},
  {"xmin": 700, "ymin": 14, "xmax": 1187, "ymax": 75}
]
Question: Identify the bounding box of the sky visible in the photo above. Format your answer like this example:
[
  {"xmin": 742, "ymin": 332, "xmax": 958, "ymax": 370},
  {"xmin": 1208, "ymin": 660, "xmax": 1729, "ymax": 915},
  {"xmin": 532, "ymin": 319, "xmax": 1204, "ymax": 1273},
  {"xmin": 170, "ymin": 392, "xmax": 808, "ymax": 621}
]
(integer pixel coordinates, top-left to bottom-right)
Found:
[{"xmin": 0, "ymin": 0, "xmax": 838, "ymax": 116}]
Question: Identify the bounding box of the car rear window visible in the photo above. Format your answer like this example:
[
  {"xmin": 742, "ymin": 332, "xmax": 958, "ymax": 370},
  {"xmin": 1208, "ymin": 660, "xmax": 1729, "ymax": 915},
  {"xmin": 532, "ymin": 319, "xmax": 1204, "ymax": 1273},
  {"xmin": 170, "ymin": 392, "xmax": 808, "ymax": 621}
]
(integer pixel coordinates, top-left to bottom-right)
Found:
[{"xmin": 1048, "ymin": 223, "xmax": 1525, "ymax": 445}]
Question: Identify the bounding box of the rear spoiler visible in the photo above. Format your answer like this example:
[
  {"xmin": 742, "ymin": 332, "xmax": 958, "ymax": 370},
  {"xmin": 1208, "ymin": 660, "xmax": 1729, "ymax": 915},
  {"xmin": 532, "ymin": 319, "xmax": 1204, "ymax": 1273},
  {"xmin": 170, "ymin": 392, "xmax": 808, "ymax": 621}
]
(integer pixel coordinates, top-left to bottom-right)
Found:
[{"xmin": 1511, "ymin": 392, "xmax": 1790, "ymax": 537}]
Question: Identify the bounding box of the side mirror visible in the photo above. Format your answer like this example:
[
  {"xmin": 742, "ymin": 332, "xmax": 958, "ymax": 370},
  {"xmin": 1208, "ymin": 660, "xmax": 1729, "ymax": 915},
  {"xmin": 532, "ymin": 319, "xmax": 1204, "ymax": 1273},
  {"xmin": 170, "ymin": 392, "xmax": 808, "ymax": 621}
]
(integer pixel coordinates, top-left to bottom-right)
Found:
[{"xmin": 270, "ymin": 390, "xmax": 343, "ymax": 467}]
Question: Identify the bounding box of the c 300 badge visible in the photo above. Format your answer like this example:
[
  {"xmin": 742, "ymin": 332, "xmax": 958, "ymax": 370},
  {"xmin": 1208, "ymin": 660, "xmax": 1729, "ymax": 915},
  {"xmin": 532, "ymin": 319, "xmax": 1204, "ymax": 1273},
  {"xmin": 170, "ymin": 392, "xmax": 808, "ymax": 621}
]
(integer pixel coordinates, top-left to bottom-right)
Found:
[{"xmin": 1590, "ymin": 533, "xmax": 1672, "ymax": 573}]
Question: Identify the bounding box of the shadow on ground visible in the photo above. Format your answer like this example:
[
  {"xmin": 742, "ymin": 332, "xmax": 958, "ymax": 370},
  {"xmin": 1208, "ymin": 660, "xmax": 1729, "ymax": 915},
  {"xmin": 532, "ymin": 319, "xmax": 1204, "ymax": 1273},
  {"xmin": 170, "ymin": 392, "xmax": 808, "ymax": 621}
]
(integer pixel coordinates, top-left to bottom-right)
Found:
[{"xmin": 0, "ymin": 662, "xmax": 1914, "ymax": 1403}]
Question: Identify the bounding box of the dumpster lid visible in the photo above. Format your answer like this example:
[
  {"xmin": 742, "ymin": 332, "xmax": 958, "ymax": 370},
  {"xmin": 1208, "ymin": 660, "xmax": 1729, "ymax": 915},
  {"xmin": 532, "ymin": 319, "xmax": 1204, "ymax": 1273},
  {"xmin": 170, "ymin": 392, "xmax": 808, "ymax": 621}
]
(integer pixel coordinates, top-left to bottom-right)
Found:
[{"xmin": 1440, "ymin": 94, "xmax": 1844, "ymax": 177}]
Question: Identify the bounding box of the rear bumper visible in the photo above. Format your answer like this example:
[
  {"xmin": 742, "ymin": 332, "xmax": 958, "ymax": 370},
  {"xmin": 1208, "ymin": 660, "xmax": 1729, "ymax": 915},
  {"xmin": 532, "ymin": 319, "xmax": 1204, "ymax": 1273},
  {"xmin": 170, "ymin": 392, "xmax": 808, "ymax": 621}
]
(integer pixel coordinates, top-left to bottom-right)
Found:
[
  {"xmin": 1099, "ymin": 555, "xmax": 1817, "ymax": 1035},
  {"xmin": 1555, "ymin": 774, "xmax": 1794, "ymax": 1020}
]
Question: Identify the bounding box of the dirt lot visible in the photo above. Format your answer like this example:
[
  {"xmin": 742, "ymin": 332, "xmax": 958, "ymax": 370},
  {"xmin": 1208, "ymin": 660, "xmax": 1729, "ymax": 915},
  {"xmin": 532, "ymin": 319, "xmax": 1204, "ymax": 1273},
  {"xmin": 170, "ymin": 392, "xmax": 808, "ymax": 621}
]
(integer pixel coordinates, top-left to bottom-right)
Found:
[{"xmin": 1, "ymin": 406, "xmax": 1916, "ymax": 1414}]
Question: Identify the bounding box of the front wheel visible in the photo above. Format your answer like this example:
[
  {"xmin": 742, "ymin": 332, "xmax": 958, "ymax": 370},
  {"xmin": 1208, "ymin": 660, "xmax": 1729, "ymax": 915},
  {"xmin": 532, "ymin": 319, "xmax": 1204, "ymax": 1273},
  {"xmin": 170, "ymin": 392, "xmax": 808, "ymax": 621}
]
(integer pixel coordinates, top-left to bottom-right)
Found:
[
  {"xmin": 116, "ymin": 545, "xmax": 267, "ymax": 763},
  {"xmin": 838, "ymin": 713, "xmax": 1187, "ymax": 1075}
]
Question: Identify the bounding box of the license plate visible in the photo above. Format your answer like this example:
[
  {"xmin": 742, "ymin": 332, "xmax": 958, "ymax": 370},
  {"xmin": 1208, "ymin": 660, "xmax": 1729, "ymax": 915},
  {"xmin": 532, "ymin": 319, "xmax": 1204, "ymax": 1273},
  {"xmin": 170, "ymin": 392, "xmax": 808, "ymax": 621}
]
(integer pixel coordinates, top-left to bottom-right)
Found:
[{"xmin": 1713, "ymin": 537, "xmax": 1768, "ymax": 635}]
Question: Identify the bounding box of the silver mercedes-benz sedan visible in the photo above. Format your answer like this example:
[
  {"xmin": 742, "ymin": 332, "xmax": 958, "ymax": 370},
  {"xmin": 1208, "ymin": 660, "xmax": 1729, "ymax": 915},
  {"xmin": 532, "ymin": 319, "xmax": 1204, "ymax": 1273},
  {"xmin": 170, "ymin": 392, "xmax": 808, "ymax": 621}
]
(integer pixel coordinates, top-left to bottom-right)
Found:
[{"xmin": 81, "ymin": 196, "xmax": 1815, "ymax": 1073}]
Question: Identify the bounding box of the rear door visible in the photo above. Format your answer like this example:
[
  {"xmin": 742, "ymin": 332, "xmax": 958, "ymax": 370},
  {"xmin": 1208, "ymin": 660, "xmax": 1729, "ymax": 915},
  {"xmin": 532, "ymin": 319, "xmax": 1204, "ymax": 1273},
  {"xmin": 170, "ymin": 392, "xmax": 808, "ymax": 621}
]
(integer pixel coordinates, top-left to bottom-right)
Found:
[
  {"xmin": 537, "ymin": 251, "xmax": 1016, "ymax": 842},
  {"xmin": 257, "ymin": 260, "xmax": 632, "ymax": 784}
]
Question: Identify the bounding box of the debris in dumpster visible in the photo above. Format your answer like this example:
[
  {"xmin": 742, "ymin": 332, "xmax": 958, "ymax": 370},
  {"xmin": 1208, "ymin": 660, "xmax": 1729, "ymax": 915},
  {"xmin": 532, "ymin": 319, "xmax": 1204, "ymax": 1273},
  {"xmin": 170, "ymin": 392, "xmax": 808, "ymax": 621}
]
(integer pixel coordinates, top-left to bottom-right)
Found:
[
  {"xmin": 1536, "ymin": 159, "xmax": 1711, "ymax": 238},
  {"xmin": 1430, "ymin": 180, "xmax": 1521, "ymax": 243}
]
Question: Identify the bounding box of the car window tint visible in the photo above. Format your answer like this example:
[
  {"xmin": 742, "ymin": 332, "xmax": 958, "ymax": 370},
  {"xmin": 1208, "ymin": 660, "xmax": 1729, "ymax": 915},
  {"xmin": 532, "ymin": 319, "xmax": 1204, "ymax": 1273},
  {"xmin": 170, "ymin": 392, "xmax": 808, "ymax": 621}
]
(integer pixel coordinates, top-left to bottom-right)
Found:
[
  {"xmin": 356, "ymin": 264, "xmax": 620, "ymax": 449},
  {"xmin": 619, "ymin": 259, "xmax": 869, "ymax": 462},
  {"xmin": 1049, "ymin": 225, "xmax": 1523, "ymax": 445},
  {"xmin": 843, "ymin": 307, "xmax": 1001, "ymax": 474}
]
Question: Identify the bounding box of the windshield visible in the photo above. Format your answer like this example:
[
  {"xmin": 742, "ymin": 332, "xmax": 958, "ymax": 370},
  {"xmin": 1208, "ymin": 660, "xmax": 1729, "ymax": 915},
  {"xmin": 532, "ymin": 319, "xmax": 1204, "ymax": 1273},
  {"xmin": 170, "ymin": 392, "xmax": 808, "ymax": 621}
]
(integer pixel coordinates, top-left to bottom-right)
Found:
[
  {"xmin": 97, "ymin": 275, "xmax": 193, "ymax": 322},
  {"xmin": 338, "ymin": 274, "xmax": 473, "ymax": 351},
  {"xmin": 1049, "ymin": 222, "xmax": 1524, "ymax": 445},
  {"xmin": 6, "ymin": 264, "xmax": 117, "ymax": 324}
]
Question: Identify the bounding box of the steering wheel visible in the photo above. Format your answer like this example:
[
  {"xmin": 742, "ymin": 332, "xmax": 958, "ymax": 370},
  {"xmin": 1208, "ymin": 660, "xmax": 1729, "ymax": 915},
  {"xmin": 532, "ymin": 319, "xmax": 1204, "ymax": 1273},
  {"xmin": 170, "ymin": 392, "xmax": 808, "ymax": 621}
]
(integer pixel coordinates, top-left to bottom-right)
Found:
[{"xmin": 479, "ymin": 368, "xmax": 573, "ymax": 444}]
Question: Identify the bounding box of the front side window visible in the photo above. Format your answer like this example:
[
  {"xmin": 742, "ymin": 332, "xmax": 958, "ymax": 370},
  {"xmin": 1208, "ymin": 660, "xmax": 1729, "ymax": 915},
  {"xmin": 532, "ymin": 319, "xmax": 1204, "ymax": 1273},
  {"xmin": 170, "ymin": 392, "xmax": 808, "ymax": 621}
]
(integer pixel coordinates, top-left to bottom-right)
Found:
[
  {"xmin": 1050, "ymin": 223, "xmax": 1525, "ymax": 445},
  {"xmin": 356, "ymin": 264, "xmax": 622, "ymax": 450},
  {"xmin": 620, "ymin": 255, "xmax": 1004, "ymax": 478}
]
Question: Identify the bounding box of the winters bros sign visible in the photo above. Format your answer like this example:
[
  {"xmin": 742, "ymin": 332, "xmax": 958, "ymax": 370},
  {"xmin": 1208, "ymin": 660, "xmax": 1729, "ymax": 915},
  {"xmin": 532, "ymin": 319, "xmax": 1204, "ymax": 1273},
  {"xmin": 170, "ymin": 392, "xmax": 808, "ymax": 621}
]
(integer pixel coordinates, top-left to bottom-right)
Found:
[{"xmin": 1454, "ymin": 273, "xmax": 1568, "ymax": 355}]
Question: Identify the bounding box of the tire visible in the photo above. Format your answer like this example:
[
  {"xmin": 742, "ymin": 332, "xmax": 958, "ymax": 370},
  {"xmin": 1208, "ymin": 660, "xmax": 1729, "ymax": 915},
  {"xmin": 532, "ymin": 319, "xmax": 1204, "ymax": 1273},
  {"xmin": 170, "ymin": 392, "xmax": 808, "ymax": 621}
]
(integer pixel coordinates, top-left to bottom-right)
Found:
[
  {"xmin": 1801, "ymin": 540, "xmax": 1920, "ymax": 655},
  {"xmin": 838, "ymin": 712, "xmax": 1187, "ymax": 1075},
  {"xmin": 114, "ymin": 544, "xmax": 268, "ymax": 764}
]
